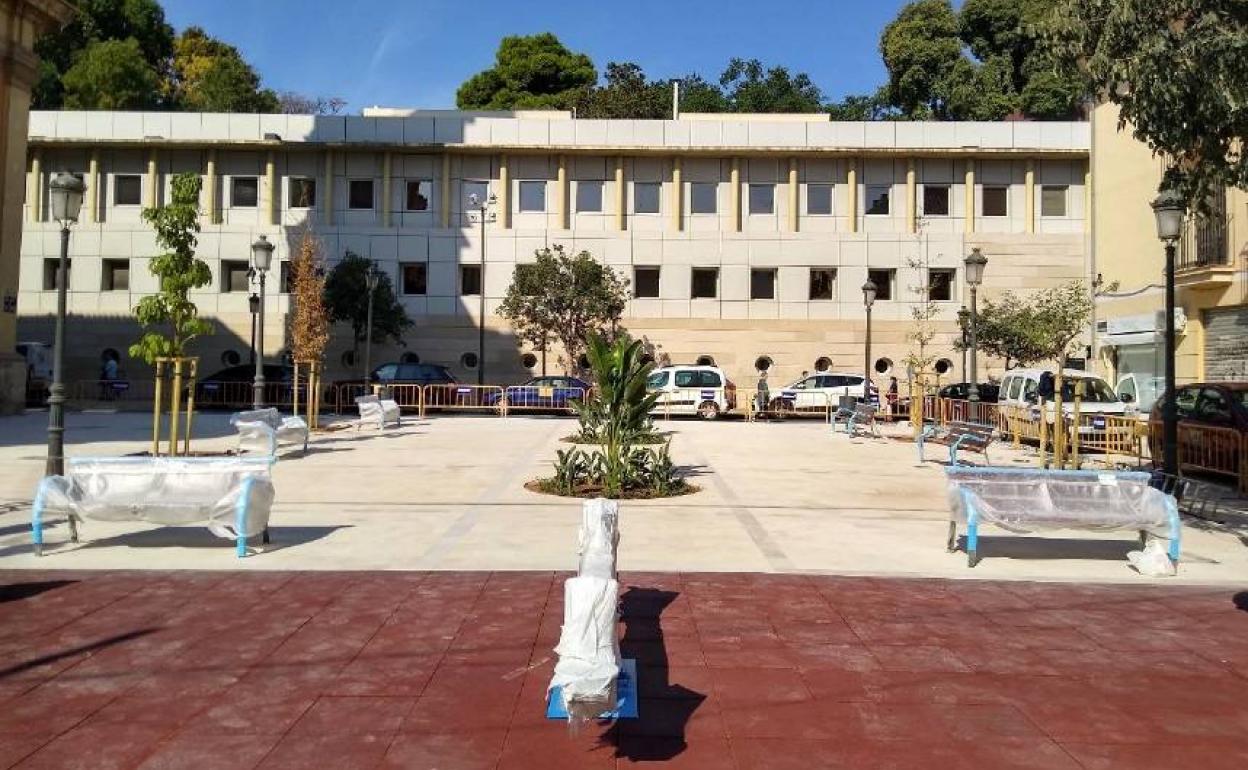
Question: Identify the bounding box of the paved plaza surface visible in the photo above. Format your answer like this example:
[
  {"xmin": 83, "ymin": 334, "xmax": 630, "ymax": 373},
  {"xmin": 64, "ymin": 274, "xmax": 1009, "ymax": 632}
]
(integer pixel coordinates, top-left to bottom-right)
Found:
[
  {"xmin": 1, "ymin": 570, "xmax": 1247, "ymax": 769},
  {"xmin": 0, "ymin": 410, "xmax": 1246, "ymax": 582}
]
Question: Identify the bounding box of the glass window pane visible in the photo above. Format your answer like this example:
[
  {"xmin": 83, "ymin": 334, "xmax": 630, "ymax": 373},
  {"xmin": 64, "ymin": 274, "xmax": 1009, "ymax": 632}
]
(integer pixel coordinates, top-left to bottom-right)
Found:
[
  {"xmin": 463, "ymin": 180, "xmax": 489, "ymax": 210},
  {"xmin": 690, "ymin": 182, "xmax": 717, "ymax": 214},
  {"xmin": 634, "ymin": 182, "xmax": 661, "ymax": 214},
  {"xmin": 223, "ymin": 261, "xmax": 249, "ymax": 292},
  {"xmin": 633, "ymin": 267, "xmax": 660, "ymax": 298},
  {"xmin": 406, "ymin": 180, "xmax": 430, "ymax": 211},
  {"xmin": 289, "ymin": 178, "xmax": 316, "ymax": 208},
  {"xmin": 232, "ymin": 177, "xmax": 258, "ymax": 207},
  {"xmin": 748, "ymin": 184, "xmax": 774, "ymax": 215},
  {"xmin": 923, "ymin": 185, "xmax": 949, "ymax": 216},
  {"xmin": 114, "ymin": 175, "xmax": 141, "ymax": 205},
  {"xmin": 460, "ymin": 264, "xmax": 481, "ymax": 295},
  {"xmin": 401, "ymin": 263, "xmax": 427, "ymax": 295},
  {"xmin": 868, "ymin": 269, "xmax": 893, "ymax": 301},
  {"xmin": 1041, "ymin": 185, "xmax": 1067, "ymax": 217},
  {"xmin": 518, "ymin": 181, "xmax": 546, "ymax": 212},
  {"xmin": 807, "ymin": 184, "xmax": 833, "ymax": 215},
  {"xmin": 699, "ymin": 371, "xmax": 722, "ymax": 387},
  {"xmin": 349, "ymin": 179, "xmax": 373, "ymax": 209},
  {"xmin": 809, "ymin": 268, "xmax": 836, "ymax": 300},
  {"xmin": 750, "ymin": 268, "xmax": 775, "ymax": 300},
  {"xmin": 866, "ymin": 185, "xmax": 890, "ymax": 215},
  {"xmin": 691, "ymin": 268, "xmax": 718, "ymax": 299},
  {"xmin": 982, "ymin": 186, "xmax": 1008, "ymax": 217},
  {"xmin": 576, "ymin": 180, "xmax": 603, "ymax": 212},
  {"xmin": 928, "ymin": 269, "xmax": 954, "ymax": 302},
  {"xmin": 675, "ymin": 371, "xmax": 697, "ymax": 387}
]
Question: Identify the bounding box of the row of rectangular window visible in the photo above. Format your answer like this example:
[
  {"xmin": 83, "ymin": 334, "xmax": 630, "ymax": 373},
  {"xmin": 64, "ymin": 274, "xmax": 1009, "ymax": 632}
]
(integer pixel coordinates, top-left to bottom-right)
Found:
[
  {"xmin": 101, "ymin": 174, "xmax": 1070, "ymax": 219},
  {"xmin": 41, "ymin": 258, "xmax": 294, "ymax": 294}
]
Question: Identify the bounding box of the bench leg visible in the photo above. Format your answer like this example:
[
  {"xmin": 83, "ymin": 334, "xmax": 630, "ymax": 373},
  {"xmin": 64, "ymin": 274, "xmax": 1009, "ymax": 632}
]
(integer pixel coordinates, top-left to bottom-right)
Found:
[
  {"xmin": 1139, "ymin": 530, "xmax": 1148, "ymax": 549},
  {"xmin": 262, "ymin": 528, "xmax": 271, "ymax": 545},
  {"xmin": 946, "ymin": 520, "xmax": 957, "ymax": 553},
  {"xmin": 916, "ymin": 436, "xmax": 925, "ymax": 465},
  {"xmin": 67, "ymin": 514, "xmax": 79, "ymax": 543},
  {"xmin": 236, "ymin": 534, "xmax": 247, "ymax": 558},
  {"xmin": 966, "ymin": 510, "xmax": 980, "ymax": 567}
]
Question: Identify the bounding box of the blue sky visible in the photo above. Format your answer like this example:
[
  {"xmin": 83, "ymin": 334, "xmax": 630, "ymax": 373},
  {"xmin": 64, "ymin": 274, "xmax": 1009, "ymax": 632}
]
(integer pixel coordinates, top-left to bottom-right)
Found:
[{"xmin": 160, "ymin": 1, "xmax": 912, "ymax": 111}]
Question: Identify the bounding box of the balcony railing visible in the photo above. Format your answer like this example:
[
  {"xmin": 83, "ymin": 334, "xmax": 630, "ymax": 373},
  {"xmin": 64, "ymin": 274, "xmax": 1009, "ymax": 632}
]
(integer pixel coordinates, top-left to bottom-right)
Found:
[{"xmin": 1178, "ymin": 189, "xmax": 1231, "ymax": 270}]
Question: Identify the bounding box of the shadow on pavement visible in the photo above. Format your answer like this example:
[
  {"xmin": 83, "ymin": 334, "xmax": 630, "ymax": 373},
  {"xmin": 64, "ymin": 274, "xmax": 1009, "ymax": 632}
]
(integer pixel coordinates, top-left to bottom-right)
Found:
[
  {"xmin": 0, "ymin": 578, "xmax": 77, "ymax": 604},
  {"xmin": 0, "ymin": 627, "xmax": 156, "ymax": 679}
]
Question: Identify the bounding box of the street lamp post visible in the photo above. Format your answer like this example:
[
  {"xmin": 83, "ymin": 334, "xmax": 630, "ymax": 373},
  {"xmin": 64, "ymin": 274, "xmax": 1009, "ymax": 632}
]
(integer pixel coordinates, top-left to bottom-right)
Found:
[
  {"xmin": 250, "ymin": 235, "xmax": 274, "ymax": 409},
  {"xmin": 469, "ymin": 192, "xmax": 497, "ymax": 385},
  {"xmin": 957, "ymin": 305, "xmax": 970, "ymax": 384},
  {"xmin": 963, "ymin": 248, "xmax": 988, "ymax": 403},
  {"xmin": 362, "ymin": 263, "xmax": 380, "ymax": 389},
  {"xmin": 45, "ymin": 172, "xmax": 84, "ymax": 478},
  {"xmin": 1152, "ymin": 185, "xmax": 1186, "ymax": 478},
  {"xmin": 862, "ymin": 278, "xmax": 877, "ymax": 403},
  {"xmin": 248, "ymin": 292, "xmax": 259, "ymax": 366}
]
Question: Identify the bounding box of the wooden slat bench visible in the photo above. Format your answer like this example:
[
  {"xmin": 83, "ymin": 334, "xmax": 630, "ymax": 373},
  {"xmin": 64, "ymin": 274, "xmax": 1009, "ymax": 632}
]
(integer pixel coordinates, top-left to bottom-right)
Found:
[{"xmin": 917, "ymin": 420, "xmax": 995, "ymax": 466}]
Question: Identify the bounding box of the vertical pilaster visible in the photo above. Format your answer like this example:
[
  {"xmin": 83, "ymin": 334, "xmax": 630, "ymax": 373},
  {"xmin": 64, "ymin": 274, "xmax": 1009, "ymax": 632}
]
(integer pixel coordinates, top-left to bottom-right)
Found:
[
  {"xmin": 265, "ymin": 150, "xmax": 278, "ymax": 226},
  {"xmin": 205, "ymin": 149, "xmax": 218, "ymax": 224},
  {"xmin": 614, "ymin": 156, "xmax": 625, "ymax": 231},
  {"xmin": 146, "ymin": 148, "xmax": 158, "ymax": 208},
  {"xmin": 730, "ymin": 157, "xmax": 741, "ymax": 232},
  {"xmin": 847, "ymin": 159, "xmax": 858, "ymax": 233},
  {"xmin": 324, "ymin": 150, "xmax": 335, "ymax": 226},
  {"xmin": 964, "ymin": 159, "xmax": 976, "ymax": 234},
  {"xmin": 557, "ymin": 154, "xmax": 568, "ymax": 229},
  {"xmin": 381, "ymin": 152, "xmax": 392, "ymax": 227},
  {"xmin": 29, "ymin": 149, "xmax": 41, "ymax": 221},
  {"xmin": 906, "ymin": 158, "xmax": 917, "ymax": 233},
  {"xmin": 1024, "ymin": 159, "xmax": 1035, "ymax": 234},
  {"xmin": 788, "ymin": 157, "xmax": 799, "ymax": 232},
  {"xmin": 671, "ymin": 156, "xmax": 682, "ymax": 231},
  {"xmin": 499, "ymin": 154, "xmax": 510, "ymax": 229},
  {"xmin": 86, "ymin": 150, "xmax": 99, "ymax": 223},
  {"xmin": 440, "ymin": 153, "xmax": 451, "ymax": 228},
  {"xmin": 1084, "ymin": 165, "xmax": 1092, "ymax": 232}
]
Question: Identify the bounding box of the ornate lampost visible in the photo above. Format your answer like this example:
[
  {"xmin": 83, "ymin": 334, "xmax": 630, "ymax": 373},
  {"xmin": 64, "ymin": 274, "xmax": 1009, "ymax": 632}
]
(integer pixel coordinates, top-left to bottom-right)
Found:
[
  {"xmin": 1151, "ymin": 184, "xmax": 1185, "ymax": 477},
  {"xmin": 963, "ymin": 248, "xmax": 988, "ymax": 403},
  {"xmin": 250, "ymin": 235, "xmax": 274, "ymax": 409},
  {"xmin": 862, "ymin": 278, "xmax": 877, "ymax": 402},
  {"xmin": 45, "ymin": 172, "xmax": 84, "ymax": 477}
]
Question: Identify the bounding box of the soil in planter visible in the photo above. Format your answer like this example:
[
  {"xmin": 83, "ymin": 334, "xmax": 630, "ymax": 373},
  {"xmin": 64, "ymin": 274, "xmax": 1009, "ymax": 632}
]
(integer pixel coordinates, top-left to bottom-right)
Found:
[{"xmin": 524, "ymin": 478, "xmax": 700, "ymax": 500}]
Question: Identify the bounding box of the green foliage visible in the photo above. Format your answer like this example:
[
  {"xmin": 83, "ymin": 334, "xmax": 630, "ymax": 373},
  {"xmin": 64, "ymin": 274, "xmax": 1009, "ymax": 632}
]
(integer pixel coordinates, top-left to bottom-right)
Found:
[
  {"xmin": 170, "ymin": 27, "xmax": 278, "ymax": 112},
  {"xmin": 719, "ymin": 58, "xmax": 823, "ymax": 113},
  {"xmin": 61, "ymin": 38, "xmax": 162, "ymax": 110},
  {"xmin": 1045, "ymin": 0, "xmax": 1248, "ymax": 205},
  {"xmin": 322, "ymin": 251, "xmax": 413, "ymax": 354},
  {"xmin": 456, "ymin": 33, "xmax": 597, "ymax": 110},
  {"xmin": 959, "ymin": 281, "xmax": 1093, "ymax": 368},
  {"xmin": 498, "ymin": 245, "xmax": 629, "ymax": 375},
  {"xmin": 574, "ymin": 62, "xmax": 672, "ymax": 119},
  {"xmin": 130, "ymin": 172, "xmax": 212, "ymax": 363}
]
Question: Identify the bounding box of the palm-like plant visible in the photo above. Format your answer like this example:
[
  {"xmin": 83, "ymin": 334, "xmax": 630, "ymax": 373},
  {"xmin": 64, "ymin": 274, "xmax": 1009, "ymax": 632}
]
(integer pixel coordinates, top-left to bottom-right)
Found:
[{"xmin": 575, "ymin": 333, "xmax": 659, "ymax": 496}]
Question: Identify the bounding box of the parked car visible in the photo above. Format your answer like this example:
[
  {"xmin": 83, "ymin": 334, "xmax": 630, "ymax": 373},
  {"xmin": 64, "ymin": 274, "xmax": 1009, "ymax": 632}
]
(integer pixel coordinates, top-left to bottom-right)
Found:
[
  {"xmin": 646, "ymin": 365, "xmax": 737, "ymax": 419},
  {"xmin": 195, "ymin": 364, "xmax": 293, "ymax": 409},
  {"xmin": 997, "ymin": 368, "xmax": 1134, "ymax": 418},
  {"xmin": 1149, "ymin": 383, "xmax": 1248, "ymax": 431},
  {"xmin": 937, "ymin": 382, "xmax": 1001, "ymax": 403},
  {"xmin": 1116, "ymin": 372, "xmax": 1165, "ymax": 413},
  {"xmin": 330, "ymin": 362, "xmax": 457, "ymax": 411},
  {"xmin": 483, "ymin": 376, "xmax": 591, "ymax": 410},
  {"xmin": 770, "ymin": 372, "xmax": 875, "ymax": 413}
]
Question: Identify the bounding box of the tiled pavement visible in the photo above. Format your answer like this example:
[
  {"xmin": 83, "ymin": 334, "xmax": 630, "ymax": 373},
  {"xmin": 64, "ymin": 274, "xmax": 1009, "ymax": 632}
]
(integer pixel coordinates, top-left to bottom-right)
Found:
[{"xmin": 1, "ymin": 571, "xmax": 1247, "ymax": 769}]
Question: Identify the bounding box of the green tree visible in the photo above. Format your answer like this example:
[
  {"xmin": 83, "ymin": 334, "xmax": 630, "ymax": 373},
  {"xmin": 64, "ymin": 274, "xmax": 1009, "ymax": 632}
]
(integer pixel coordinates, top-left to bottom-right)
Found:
[
  {"xmin": 880, "ymin": 0, "xmax": 967, "ymax": 119},
  {"xmin": 456, "ymin": 33, "xmax": 596, "ymax": 110},
  {"xmin": 170, "ymin": 26, "xmax": 278, "ymax": 112},
  {"xmin": 130, "ymin": 172, "xmax": 212, "ymax": 363},
  {"xmin": 826, "ymin": 90, "xmax": 890, "ymax": 120},
  {"xmin": 498, "ymin": 245, "xmax": 629, "ymax": 376},
  {"xmin": 62, "ymin": 38, "xmax": 162, "ymax": 111},
  {"xmin": 959, "ymin": 281, "xmax": 1092, "ymax": 370},
  {"xmin": 323, "ymin": 251, "xmax": 413, "ymax": 370},
  {"xmin": 575, "ymin": 62, "xmax": 670, "ymax": 119},
  {"xmin": 719, "ymin": 58, "xmax": 823, "ymax": 113},
  {"xmin": 577, "ymin": 334, "xmax": 661, "ymax": 497},
  {"xmin": 1046, "ymin": 0, "xmax": 1248, "ymax": 204}
]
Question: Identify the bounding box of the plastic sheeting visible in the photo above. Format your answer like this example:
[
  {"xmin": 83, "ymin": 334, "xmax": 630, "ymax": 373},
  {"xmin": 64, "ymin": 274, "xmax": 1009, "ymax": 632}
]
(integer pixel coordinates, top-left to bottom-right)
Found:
[
  {"xmin": 946, "ymin": 467, "xmax": 1177, "ymax": 537},
  {"xmin": 230, "ymin": 408, "xmax": 308, "ymax": 454},
  {"xmin": 578, "ymin": 498, "xmax": 619, "ymax": 580},
  {"xmin": 548, "ymin": 576, "xmax": 621, "ymax": 721},
  {"xmin": 35, "ymin": 456, "xmax": 275, "ymax": 539},
  {"xmin": 355, "ymin": 395, "xmax": 400, "ymax": 429}
]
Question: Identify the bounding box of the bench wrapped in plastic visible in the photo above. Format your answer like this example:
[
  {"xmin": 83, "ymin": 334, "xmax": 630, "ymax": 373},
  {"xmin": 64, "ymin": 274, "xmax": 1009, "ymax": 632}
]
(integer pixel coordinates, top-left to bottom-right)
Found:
[
  {"xmin": 230, "ymin": 408, "xmax": 308, "ymax": 454},
  {"xmin": 548, "ymin": 576, "xmax": 621, "ymax": 722},
  {"xmin": 355, "ymin": 394, "xmax": 401, "ymax": 429},
  {"xmin": 945, "ymin": 467, "xmax": 1181, "ymax": 567},
  {"xmin": 32, "ymin": 455, "xmax": 276, "ymax": 557},
  {"xmin": 578, "ymin": 498, "xmax": 619, "ymax": 580}
]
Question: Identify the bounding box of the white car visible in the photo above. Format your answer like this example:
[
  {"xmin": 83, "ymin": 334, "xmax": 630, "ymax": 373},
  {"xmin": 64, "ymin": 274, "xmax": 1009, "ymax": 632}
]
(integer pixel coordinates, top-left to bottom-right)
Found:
[
  {"xmin": 646, "ymin": 365, "xmax": 737, "ymax": 419},
  {"xmin": 769, "ymin": 372, "xmax": 875, "ymax": 413},
  {"xmin": 998, "ymin": 368, "xmax": 1137, "ymax": 420}
]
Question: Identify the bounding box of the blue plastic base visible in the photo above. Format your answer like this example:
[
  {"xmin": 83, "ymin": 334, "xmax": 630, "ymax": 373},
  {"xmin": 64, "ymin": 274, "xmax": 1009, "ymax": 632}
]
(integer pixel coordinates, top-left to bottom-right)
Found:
[{"xmin": 546, "ymin": 658, "xmax": 638, "ymax": 720}]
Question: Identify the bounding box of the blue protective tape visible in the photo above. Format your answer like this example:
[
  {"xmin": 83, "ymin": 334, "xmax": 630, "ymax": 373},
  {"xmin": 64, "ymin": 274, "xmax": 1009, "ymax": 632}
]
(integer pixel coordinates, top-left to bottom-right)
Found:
[
  {"xmin": 235, "ymin": 476, "xmax": 255, "ymax": 558},
  {"xmin": 31, "ymin": 477, "xmax": 53, "ymax": 548},
  {"xmin": 546, "ymin": 658, "xmax": 638, "ymax": 720}
]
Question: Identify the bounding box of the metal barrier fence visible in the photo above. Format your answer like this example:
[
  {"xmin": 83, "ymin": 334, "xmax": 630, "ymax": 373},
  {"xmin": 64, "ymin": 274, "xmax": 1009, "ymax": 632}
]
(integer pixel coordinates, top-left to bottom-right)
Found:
[
  {"xmin": 1073, "ymin": 413, "xmax": 1141, "ymax": 457},
  {"xmin": 499, "ymin": 386, "xmax": 586, "ymax": 416},
  {"xmin": 419, "ymin": 384, "xmax": 506, "ymax": 417},
  {"xmin": 738, "ymin": 389, "xmax": 833, "ymax": 422},
  {"xmin": 1150, "ymin": 421, "xmax": 1247, "ymax": 492},
  {"xmin": 70, "ymin": 379, "xmax": 319, "ymax": 413},
  {"xmin": 70, "ymin": 379, "xmax": 158, "ymax": 410}
]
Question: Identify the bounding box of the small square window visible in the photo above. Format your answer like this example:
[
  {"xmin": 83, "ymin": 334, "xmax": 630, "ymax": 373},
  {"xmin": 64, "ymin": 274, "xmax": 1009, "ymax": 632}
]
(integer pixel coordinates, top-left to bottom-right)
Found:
[
  {"xmin": 634, "ymin": 182, "xmax": 661, "ymax": 214},
  {"xmin": 576, "ymin": 180, "xmax": 603, "ymax": 212},
  {"xmin": 289, "ymin": 178, "xmax": 316, "ymax": 208},
  {"xmin": 748, "ymin": 184, "xmax": 774, "ymax": 215},
  {"xmin": 102, "ymin": 259, "xmax": 129, "ymax": 291},
  {"xmin": 518, "ymin": 180, "xmax": 546, "ymax": 212},
  {"xmin": 460, "ymin": 264, "xmax": 481, "ymax": 296},
  {"xmin": 349, "ymin": 179, "xmax": 374, "ymax": 210},
  {"xmin": 867, "ymin": 268, "xmax": 894, "ymax": 301},
  {"xmin": 462, "ymin": 180, "xmax": 489, "ymax": 211},
  {"xmin": 807, "ymin": 184, "xmax": 833, "ymax": 216},
  {"xmin": 405, "ymin": 180, "xmax": 430, "ymax": 212},
  {"xmin": 690, "ymin": 182, "xmax": 717, "ymax": 214},
  {"xmin": 401, "ymin": 263, "xmax": 427, "ymax": 295},
  {"xmin": 865, "ymin": 185, "xmax": 891, "ymax": 216},
  {"xmin": 222, "ymin": 260, "xmax": 250, "ymax": 293},
  {"xmin": 928, "ymin": 268, "xmax": 955, "ymax": 302},
  {"xmin": 1041, "ymin": 185, "xmax": 1068, "ymax": 217},
  {"xmin": 982, "ymin": 185, "xmax": 1008, "ymax": 217},
  {"xmin": 114, "ymin": 175, "xmax": 142, "ymax": 206},
  {"xmin": 691, "ymin": 267, "xmax": 719, "ymax": 299},
  {"xmin": 809, "ymin": 268, "xmax": 836, "ymax": 300},
  {"xmin": 923, "ymin": 185, "xmax": 949, "ymax": 216},
  {"xmin": 42, "ymin": 258, "xmax": 69, "ymax": 290},
  {"xmin": 231, "ymin": 177, "xmax": 258, "ymax": 208},
  {"xmin": 750, "ymin": 268, "xmax": 776, "ymax": 300},
  {"xmin": 279, "ymin": 261, "xmax": 291, "ymax": 293},
  {"xmin": 633, "ymin": 266, "xmax": 660, "ymax": 298}
]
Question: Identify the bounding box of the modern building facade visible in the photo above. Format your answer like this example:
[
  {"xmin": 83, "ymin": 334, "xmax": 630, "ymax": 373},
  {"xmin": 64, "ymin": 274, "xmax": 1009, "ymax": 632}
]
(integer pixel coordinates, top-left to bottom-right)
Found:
[
  {"xmin": 18, "ymin": 108, "xmax": 1090, "ymax": 391},
  {"xmin": 1091, "ymin": 103, "xmax": 1247, "ymax": 411}
]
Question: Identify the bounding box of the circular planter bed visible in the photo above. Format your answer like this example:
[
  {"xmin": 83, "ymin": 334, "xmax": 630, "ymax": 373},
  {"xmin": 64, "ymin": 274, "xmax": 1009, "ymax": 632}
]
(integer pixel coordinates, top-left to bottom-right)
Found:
[
  {"xmin": 559, "ymin": 433, "xmax": 669, "ymax": 445},
  {"xmin": 523, "ymin": 479, "xmax": 700, "ymax": 499}
]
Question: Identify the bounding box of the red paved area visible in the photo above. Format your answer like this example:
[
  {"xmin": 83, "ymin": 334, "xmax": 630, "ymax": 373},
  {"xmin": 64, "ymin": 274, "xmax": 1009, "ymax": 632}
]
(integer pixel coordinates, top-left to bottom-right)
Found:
[{"xmin": 1, "ymin": 571, "xmax": 1247, "ymax": 769}]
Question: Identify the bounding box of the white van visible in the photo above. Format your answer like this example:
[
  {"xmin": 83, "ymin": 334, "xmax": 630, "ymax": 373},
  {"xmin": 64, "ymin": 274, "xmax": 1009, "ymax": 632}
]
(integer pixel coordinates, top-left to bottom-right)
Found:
[
  {"xmin": 997, "ymin": 368, "xmax": 1137, "ymax": 419},
  {"xmin": 646, "ymin": 365, "xmax": 737, "ymax": 419},
  {"xmin": 772, "ymin": 371, "xmax": 874, "ymax": 413}
]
